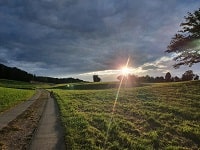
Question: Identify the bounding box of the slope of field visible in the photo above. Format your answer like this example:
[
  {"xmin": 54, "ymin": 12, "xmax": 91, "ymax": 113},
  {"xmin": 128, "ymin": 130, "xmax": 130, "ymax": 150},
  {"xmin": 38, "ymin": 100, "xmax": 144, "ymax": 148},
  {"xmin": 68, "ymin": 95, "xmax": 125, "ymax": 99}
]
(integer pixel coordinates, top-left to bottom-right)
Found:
[
  {"xmin": 50, "ymin": 81, "xmax": 142, "ymax": 90},
  {"xmin": 53, "ymin": 81, "xmax": 200, "ymax": 149},
  {"xmin": 0, "ymin": 79, "xmax": 54, "ymax": 89},
  {"xmin": 0, "ymin": 79, "xmax": 36, "ymax": 89},
  {"xmin": 0, "ymin": 87, "xmax": 34, "ymax": 113},
  {"xmin": 50, "ymin": 82, "xmax": 119, "ymax": 90}
]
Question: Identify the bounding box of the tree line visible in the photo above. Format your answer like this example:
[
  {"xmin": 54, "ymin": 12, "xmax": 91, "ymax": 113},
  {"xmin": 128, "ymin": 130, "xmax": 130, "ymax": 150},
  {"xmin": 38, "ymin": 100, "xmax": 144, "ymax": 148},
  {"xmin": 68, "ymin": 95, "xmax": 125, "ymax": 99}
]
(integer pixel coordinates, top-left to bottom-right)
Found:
[
  {"xmin": 116, "ymin": 70, "xmax": 199, "ymax": 83},
  {"xmin": 0, "ymin": 63, "xmax": 84, "ymax": 84},
  {"xmin": 93, "ymin": 70, "xmax": 199, "ymax": 83}
]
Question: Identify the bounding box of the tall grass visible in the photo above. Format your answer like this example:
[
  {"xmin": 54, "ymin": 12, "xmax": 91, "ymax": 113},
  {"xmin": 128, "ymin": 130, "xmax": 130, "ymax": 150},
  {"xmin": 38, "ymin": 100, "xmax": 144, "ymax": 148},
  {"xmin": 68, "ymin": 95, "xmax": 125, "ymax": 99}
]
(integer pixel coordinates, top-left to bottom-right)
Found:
[{"xmin": 53, "ymin": 81, "xmax": 200, "ymax": 149}]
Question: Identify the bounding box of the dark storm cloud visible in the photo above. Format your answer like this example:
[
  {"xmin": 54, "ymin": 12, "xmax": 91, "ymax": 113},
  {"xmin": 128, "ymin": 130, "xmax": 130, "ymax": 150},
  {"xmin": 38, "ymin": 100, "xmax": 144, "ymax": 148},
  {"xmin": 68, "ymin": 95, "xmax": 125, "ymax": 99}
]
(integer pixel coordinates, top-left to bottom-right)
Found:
[
  {"xmin": 0, "ymin": 58, "xmax": 7, "ymax": 64},
  {"xmin": 0, "ymin": 0, "xmax": 199, "ymax": 77}
]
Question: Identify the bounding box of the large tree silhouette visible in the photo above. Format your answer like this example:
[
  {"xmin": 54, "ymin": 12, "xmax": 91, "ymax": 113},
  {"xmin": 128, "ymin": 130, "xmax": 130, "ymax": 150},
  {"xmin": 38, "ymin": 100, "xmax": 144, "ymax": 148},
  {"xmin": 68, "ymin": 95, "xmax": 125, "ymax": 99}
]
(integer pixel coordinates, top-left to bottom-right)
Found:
[
  {"xmin": 166, "ymin": 8, "xmax": 200, "ymax": 68},
  {"xmin": 165, "ymin": 72, "xmax": 171, "ymax": 82},
  {"xmin": 93, "ymin": 75, "xmax": 101, "ymax": 82},
  {"xmin": 182, "ymin": 70, "xmax": 195, "ymax": 81}
]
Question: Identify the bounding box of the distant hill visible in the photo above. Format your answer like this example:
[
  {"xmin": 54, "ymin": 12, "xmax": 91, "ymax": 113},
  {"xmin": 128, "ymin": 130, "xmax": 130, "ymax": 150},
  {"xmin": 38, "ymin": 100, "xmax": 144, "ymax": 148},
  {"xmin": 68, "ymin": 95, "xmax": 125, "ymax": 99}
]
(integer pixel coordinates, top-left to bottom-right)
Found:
[
  {"xmin": 0, "ymin": 63, "xmax": 84, "ymax": 83},
  {"xmin": 0, "ymin": 63, "xmax": 33, "ymax": 82}
]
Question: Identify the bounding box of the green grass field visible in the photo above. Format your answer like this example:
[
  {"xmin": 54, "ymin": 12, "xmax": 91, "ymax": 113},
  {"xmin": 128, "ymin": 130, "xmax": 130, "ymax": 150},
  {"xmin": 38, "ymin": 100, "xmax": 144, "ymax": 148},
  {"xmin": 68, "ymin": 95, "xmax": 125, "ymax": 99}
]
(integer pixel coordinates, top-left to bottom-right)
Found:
[
  {"xmin": 0, "ymin": 87, "xmax": 34, "ymax": 113},
  {"xmin": 0, "ymin": 79, "xmax": 38, "ymax": 113},
  {"xmin": 53, "ymin": 81, "xmax": 200, "ymax": 149},
  {"xmin": 0, "ymin": 79, "xmax": 36, "ymax": 89},
  {"xmin": 0, "ymin": 79, "xmax": 53, "ymax": 89},
  {"xmin": 50, "ymin": 82, "xmax": 120, "ymax": 90}
]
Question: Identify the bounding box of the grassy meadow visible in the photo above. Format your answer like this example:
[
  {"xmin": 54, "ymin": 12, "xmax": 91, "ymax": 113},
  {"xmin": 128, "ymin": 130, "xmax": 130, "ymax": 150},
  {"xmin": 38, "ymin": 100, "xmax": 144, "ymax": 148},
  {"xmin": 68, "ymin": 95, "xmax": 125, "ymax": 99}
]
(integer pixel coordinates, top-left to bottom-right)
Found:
[
  {"xmin": 0, "ymin": 79, "xmax": 36, "ymax": 89},
  {"xmin": 0, "ymin": 79, "xmax": 53, "ymax": 89},
  {"xmin": 53, "ymin": 81, "xmax": 200, "ymax": 149},
  {"xmin": 0, "ymin": 79, "xmax": 35, "ymax": 113},
  {"xmin": 50, "ymin": 82, "xmax": 120, "ymax": 90},
  {"xmin": 0, "ymin": 87, "xmax": 34, "ymax": 113}
]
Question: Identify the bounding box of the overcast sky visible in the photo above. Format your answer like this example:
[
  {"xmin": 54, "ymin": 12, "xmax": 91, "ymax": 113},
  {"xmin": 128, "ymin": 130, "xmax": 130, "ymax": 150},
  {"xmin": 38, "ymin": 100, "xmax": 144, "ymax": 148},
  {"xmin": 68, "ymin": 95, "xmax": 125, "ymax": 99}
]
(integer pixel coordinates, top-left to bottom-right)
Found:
[{"xmin": 0, "ymin": 0, "xmax": 200, "ymax": 81}]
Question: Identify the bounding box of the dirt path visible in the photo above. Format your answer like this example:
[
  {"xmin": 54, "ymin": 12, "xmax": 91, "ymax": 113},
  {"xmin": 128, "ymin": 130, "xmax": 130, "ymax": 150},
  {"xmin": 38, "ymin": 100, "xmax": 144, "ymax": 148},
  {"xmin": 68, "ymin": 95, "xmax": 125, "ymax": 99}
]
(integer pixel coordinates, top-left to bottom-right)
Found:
[
  {"xmin": 0, "ymin": 89, "xmax": 65, "ymax": 149},
  {"xmin": 0, "ymin": 89, "xmax": 47, "ymax": 149},
  {"xmin": 29, "ymin": 91, "xmax": 66, "ymax": 150},
  {"xmin": 0, "ymin": 89, "xmax": 41, "ymax": 130}
]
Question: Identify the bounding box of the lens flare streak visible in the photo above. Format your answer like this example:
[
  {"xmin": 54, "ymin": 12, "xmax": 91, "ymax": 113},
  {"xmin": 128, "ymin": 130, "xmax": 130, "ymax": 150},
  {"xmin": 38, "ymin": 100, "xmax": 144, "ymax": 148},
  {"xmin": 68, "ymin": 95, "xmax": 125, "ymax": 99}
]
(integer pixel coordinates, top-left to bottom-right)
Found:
[{"xmin": 104, "ymin": 57, "xmax": 130, "ymax": 149}]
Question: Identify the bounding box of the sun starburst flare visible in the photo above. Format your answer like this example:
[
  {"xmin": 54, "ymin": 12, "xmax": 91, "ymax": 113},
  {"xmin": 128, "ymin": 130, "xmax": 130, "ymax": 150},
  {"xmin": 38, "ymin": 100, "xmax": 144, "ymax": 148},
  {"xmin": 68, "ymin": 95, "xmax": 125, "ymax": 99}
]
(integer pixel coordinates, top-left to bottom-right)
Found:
[
  {"xmin": 103, "ymin": 57, "xmax": 130, "ymax": 149},
  {"xmin": 121, "ymin": 66, "xmax": 132, "ymax": 76}
]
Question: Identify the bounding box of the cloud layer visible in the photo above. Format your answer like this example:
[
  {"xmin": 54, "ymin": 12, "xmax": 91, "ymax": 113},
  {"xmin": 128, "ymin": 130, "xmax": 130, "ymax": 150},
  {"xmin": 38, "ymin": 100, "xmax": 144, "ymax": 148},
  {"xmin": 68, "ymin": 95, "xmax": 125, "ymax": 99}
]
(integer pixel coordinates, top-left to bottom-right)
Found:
[{"xmin": 0, "ymin": 0, "xmax": 199, "ymax": 80}]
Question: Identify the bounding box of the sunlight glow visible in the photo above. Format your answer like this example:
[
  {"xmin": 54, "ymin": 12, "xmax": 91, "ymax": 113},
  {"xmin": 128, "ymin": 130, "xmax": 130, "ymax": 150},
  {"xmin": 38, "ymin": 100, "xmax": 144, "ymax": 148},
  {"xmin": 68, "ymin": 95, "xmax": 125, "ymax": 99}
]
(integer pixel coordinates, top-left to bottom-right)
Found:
[{"xmin": 121, "ymin": 66, "xmax": 131, "ymax": 76}]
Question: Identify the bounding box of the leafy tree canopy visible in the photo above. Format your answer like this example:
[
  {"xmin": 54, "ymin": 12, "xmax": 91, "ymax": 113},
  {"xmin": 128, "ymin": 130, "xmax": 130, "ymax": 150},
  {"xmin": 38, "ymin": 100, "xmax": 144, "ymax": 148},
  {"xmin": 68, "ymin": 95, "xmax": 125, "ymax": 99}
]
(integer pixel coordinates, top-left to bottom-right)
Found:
[
  {"xmin": 182, "ymin": 70, "xmax": 195, "ymax": 81},
  {"xmin": 166, "ymin": 8, "xmax": 200, "ymax": 68},
  {"xmin": 165, "ymin": 72, "xmax": 171, "ymax": 82},
  {"xmin": 93, "ymin": 75, "xmax": 101, "ymax": 82}
]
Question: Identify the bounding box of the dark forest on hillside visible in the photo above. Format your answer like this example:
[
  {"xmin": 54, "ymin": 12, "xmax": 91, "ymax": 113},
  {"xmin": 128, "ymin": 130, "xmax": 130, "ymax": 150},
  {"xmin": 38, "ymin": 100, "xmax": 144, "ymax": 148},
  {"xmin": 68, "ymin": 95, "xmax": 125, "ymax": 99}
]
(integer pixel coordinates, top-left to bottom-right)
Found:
[{"xmin": 0, "ymin": 64, "xmax": 84, "ymax": 84}]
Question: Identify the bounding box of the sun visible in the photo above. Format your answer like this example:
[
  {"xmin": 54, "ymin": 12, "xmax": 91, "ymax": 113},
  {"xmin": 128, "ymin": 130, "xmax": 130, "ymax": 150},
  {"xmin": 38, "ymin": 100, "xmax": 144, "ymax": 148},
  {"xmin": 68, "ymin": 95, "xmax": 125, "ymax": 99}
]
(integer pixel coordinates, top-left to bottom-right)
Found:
[{"xmin": 121, "ymin": 66, "xmax": 131, "ymax": 76}]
